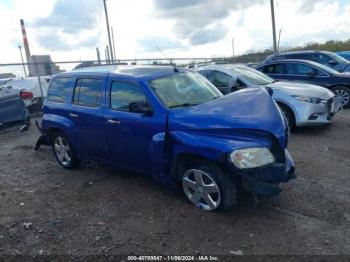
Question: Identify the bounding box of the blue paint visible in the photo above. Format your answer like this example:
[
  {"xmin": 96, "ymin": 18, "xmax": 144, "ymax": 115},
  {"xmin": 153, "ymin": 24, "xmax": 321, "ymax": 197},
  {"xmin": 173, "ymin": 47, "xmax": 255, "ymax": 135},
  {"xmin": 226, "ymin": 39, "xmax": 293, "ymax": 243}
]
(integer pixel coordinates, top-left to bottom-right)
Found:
[{"xmin": 40, "ymin": 66, "xmax": 295, "ymax": 196}]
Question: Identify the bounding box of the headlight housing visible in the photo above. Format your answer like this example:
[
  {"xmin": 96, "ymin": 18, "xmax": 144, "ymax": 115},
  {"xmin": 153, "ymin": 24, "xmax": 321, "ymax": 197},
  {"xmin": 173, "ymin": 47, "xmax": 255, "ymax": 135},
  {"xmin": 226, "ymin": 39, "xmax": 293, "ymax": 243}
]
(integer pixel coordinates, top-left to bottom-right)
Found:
[
  {"xmin": 230, "ymin": 147, "xmax": 275, "ymax": 169},
  {"xmin": 292, "ymin": 95, "xmax": 326, "ymax": 104}
]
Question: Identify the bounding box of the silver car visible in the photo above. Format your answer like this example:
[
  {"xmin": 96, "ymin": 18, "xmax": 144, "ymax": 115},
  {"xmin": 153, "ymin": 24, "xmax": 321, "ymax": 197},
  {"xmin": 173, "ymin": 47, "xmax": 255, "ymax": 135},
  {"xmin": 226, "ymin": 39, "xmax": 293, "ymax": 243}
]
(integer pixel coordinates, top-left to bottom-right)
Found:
[{"xmin": 195, "ymin": 64, "xmax": 341, "ymax": 127}]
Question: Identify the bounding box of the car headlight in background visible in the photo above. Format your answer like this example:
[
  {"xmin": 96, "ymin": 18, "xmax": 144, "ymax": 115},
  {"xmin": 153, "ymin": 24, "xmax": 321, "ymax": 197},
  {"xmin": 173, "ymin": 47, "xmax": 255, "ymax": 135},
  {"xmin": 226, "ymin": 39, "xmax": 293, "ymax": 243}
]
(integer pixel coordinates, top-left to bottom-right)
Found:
[
  {"xmin": 292, "ymin": 95, "xmax": 326, "ymax": 104},
  {"xmin": 230, "ymin": 147, "xmax": 275, "ymax": 169}
]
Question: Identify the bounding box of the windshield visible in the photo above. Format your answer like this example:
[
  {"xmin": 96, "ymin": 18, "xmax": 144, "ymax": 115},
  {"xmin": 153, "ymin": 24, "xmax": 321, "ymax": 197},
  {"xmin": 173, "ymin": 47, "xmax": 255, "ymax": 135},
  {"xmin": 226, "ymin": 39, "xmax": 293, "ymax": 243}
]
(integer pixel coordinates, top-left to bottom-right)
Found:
[
  {"xmin": 327, "ymin": 52, "xmax": 349, "ymax": 64},
  {"xmin": 308, "ymin": 61, "xmax": 340, "ymax": 75},
  {"xmin": 149, "ymin": 72, "xmax": 222, "ymax": 108},
  {"xmin": 232, "ymin": 66, "xmax": 274, "ymax": 85}
]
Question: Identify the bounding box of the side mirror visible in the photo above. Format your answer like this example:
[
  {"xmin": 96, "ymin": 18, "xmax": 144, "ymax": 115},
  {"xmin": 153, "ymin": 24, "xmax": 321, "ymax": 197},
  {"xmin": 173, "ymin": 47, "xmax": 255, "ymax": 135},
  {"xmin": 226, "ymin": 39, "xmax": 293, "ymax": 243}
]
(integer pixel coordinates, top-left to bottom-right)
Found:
[
  {"xmin": 229, "ymin": 78, "xmax": 240, "ymax": 91},
  {"xmin": 307, "ymin": 71, "xmax": 317, "ymax": 78},
  {"xmin": 129, "ymin": 101, "xmax": 153, "ymax": 115},
  {"xmin": 328, "ymin": 60, "xmax": 338, "ymax": 65}
]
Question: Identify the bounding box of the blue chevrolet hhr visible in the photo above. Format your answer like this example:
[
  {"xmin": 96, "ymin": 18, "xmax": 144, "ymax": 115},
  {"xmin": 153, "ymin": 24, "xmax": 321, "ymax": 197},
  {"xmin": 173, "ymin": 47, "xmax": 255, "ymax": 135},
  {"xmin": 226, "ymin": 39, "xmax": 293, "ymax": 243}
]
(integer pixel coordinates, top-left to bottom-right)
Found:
[{"xmin": 36, "ymin": 66, "xmax": 295, "ymax": 211}]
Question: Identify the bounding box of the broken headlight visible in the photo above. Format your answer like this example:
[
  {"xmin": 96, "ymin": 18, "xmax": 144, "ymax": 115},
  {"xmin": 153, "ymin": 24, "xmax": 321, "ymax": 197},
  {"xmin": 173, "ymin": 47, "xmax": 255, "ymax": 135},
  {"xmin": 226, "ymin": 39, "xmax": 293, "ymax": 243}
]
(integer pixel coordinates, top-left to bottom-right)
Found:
[{"xmin": 230, "ymin": 147, "xmax": 275, "ymax": 169}]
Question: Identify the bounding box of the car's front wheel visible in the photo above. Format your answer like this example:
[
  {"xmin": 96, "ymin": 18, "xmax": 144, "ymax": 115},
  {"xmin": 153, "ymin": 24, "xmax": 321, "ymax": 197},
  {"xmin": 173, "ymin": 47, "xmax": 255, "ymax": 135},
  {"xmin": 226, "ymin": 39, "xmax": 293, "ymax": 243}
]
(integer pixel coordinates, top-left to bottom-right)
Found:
[
  {"xmin": 52, "ymin": 132, "xmax": 79, "ymax": 169},
  {"xmin": 181, "ymin": 160, "xmax": 236, "ymax": 211},
  {"xmin": 333, "ymin": 86, "xmax": 350, "ymax": 108}
]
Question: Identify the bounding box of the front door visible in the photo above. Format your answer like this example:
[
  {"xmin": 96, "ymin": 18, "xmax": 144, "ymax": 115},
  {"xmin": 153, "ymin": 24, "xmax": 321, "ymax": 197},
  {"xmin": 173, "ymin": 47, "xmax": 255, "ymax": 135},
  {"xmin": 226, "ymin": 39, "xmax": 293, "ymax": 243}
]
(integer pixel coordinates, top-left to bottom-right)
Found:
[{"xmin": 104, "ymin": 79, "xmax": 166, "ymax": 175}]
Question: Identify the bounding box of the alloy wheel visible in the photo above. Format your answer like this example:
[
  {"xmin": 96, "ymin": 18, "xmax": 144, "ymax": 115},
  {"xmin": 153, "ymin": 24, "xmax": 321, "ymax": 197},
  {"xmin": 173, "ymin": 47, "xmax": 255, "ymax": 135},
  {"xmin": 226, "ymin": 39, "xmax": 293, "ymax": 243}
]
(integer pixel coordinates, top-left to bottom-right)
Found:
[
  {"xmin": 182, "ymin": 169, "xmax": 221, "ymax": 211},
  {"xmin": 334, "ymin": 89, "xmax": 350, "ymax": 107},
  {"xmin": 54, "ymin": 136, "xmax": 72, "ymax": 166}
]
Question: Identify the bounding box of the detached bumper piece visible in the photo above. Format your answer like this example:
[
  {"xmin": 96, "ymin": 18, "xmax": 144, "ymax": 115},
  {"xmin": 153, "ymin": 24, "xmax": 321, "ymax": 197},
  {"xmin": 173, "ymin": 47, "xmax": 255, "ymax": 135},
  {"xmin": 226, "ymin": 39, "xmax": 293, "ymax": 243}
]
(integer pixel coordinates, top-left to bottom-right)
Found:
[
  {"xmin": 34, "ymin": 120, "xmax": 51, "ymax": 151},
  {"xmin": 241, "ymin": 150, "xmax": 296, "ymax": 196}
]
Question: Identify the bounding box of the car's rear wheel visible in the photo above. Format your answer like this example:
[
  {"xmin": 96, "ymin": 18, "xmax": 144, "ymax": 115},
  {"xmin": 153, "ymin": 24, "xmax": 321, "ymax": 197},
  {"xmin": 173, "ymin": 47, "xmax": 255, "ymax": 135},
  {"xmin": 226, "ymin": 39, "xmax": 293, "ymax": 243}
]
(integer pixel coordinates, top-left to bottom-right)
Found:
[
  {"xmin": 333, "ymin": 86, "xmax": 350, "ymax": 108},
  {"xmin": 181, "ymin": 160, "xmax": 236, "ymax": 211},
  {"xmin": 52, "ymin": 132, "xmax": 79, "ymax": 169}
]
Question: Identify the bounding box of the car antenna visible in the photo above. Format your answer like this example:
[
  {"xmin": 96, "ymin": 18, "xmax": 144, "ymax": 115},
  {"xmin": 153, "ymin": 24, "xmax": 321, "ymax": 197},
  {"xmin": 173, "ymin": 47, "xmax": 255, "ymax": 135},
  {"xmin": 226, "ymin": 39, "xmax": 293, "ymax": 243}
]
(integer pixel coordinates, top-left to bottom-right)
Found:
[{"xmin": 156, "ymin": 46, "xmax": 179, "ymax": 72}]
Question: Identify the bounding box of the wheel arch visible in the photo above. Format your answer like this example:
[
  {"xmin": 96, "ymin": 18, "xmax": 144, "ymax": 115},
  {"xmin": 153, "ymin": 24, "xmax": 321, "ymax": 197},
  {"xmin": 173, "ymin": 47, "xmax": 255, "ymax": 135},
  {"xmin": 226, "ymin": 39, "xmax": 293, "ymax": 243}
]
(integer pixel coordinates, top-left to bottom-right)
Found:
[
  {"xmin": 170, "ymin": 153, "xmax": 226, "ymax": 182},
  {"xmin": 276, "ymin": 101, "xmax": 296, "ymax": 127}
]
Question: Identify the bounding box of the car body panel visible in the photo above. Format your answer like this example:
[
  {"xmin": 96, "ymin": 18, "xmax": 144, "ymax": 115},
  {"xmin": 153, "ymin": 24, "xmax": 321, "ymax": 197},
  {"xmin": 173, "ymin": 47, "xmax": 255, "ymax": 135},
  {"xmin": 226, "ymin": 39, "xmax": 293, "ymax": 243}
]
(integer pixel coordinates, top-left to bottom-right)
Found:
[{"xmin": 0, "ymin": 90, "xmax": 29, "ymax": 129}]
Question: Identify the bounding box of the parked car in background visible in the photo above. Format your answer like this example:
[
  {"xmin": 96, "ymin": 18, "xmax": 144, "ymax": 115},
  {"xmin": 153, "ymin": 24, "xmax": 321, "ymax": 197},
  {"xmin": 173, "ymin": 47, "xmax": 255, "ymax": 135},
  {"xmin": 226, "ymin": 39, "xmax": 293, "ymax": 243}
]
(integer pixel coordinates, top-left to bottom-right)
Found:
[
  {"xmin": 195, "ymin": 64, "xmax": 340, "ymax": 127},
  {"xmin": 336, "ymin": 51, "xmax": 350, "ymax": 61},
  {"xmin": 264, "ymin": 50, "xmax": 350, "ymax": 73},
  {"xmin": 36, "ymin": 66, "xmax": 295, "ymax": 211},
  {"xmin": 255, "ymin": 59, "xmax": 350, "ymax": 108},
  {"xmin": 0, "ymin": 86, "xmax": 30, "ymax": 130},
  {"xmin": 0, "ymin": 77, "xmax": 48, "ymax": 108},
  {"xmin": 0, "ymin": 78, "xmax": 14, "ymax": 86}
]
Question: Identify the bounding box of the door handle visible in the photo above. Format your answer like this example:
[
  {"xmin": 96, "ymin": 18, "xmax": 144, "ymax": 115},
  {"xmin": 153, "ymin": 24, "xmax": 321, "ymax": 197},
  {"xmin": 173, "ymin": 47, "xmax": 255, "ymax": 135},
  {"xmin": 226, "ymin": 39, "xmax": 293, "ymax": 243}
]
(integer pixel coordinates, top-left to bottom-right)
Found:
[
  {"xmin": 69, "ymin": 113, "xmax": 79, "ymax": 118},
  {"xmin": 107, "ymin": 119, "xmax": 121, "ymax": 125}
]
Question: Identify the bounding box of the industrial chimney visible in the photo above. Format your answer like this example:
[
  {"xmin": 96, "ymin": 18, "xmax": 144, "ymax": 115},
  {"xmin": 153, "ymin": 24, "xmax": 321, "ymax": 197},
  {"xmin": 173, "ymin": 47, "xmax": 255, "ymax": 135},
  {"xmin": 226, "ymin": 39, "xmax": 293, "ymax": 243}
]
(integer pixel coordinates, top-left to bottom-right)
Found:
[{"xmin": 20, "ymin": 19, "xmax": 31, "ymax": 65}]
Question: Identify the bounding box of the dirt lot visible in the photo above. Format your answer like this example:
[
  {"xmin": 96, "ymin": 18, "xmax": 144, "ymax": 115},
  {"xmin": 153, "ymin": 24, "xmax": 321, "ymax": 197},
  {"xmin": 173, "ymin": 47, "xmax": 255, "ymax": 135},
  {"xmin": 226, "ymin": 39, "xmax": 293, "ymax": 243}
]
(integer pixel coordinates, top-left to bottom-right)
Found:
[{"xmin": 0, "ymin": 110, "xmax": 350, "ymax": 258}]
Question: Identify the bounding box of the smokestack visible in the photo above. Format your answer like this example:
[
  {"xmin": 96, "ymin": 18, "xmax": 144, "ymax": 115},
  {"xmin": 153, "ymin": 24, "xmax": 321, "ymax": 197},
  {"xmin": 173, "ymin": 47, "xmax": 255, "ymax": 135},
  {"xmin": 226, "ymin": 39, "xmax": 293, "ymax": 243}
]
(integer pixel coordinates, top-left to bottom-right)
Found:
[{"xmin": 20, "ymin": 19, "xmax": 31, "ymax": 64}]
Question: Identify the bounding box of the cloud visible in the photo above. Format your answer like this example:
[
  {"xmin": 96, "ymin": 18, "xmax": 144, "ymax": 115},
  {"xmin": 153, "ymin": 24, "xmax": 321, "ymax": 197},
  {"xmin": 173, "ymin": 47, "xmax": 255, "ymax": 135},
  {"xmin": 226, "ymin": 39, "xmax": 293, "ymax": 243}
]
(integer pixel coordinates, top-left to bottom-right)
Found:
[
  {"xmin": 32, "ymin": 0, "xmax": 102, "ymax": 50},
  {"xmin": 189, "ymin": 24, "xmax": 228, "ymax": 45},
  {"xmin": 153, "ymin": 0, "xmax": 264, "ymax": 45},
  {"xmin": 138, "ymin": 36, "xmax": 185, "ymax": 52},
  {"xmin": 298, "ymin": 0, "xmax": 337, "ymax": 13}
]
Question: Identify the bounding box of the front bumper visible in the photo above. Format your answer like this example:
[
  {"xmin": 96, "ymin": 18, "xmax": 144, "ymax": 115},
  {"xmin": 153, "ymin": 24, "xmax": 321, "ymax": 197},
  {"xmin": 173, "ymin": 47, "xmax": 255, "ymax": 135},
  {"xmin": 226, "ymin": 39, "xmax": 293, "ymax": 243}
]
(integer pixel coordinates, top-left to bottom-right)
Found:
[
  {"xmin": 239, "ymin": 149, "xmax": 296, "ymax": 196},
  {"xmin": 295, "ymin": 97, "xmax": 342, "ymax": 127}
]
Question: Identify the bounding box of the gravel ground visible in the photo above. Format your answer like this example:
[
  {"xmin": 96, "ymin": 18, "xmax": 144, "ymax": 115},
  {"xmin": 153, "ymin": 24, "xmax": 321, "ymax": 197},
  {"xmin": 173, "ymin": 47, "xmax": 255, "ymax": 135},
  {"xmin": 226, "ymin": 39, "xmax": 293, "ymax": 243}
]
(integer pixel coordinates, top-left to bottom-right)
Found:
[{"xmin": 0, "ymin": 111, "xmax": 350, "ymax": 258}]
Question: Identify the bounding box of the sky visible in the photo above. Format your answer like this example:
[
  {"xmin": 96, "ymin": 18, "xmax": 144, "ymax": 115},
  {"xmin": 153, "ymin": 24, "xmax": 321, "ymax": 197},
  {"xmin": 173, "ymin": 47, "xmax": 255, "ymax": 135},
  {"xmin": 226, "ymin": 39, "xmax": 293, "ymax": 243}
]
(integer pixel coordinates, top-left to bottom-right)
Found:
[{"xmin": 0, "ymin": 0, "xmax": 350, "ymax": 64}]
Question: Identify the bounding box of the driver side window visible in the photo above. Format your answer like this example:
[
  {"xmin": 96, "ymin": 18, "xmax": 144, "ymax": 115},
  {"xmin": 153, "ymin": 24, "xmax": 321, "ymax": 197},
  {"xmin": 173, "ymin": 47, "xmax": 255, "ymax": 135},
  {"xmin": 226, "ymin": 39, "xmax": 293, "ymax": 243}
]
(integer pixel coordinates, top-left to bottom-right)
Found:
[
  {"xmin": 210, "ymin": 71, "xmax": 232, "ymax": 87},
  {"xmin": 294, "ymin": 63, "xmax": 315, "ymax": 75}
]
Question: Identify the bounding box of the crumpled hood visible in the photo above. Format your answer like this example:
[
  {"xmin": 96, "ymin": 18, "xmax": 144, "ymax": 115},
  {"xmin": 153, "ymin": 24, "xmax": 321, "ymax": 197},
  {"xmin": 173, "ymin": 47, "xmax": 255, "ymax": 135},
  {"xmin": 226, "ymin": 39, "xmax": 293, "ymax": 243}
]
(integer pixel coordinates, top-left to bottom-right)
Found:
[
  {"xmin": 168, "ymin": 87, "xmax": 288, "ymax": 148},
  {"xmin": 267, "ymin": 81, "xmax": 332, "ymax": 98}
]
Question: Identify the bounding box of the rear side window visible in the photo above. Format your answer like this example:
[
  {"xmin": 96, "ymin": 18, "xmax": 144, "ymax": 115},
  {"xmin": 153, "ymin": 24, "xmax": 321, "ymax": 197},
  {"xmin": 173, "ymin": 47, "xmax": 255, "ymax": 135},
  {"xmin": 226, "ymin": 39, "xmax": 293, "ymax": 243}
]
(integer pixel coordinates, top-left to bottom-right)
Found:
[
  {"xmin": 262, "ymin": 64, "xmax": 284, "ymax": 74},
  {"xmin": 47, "ymin": 77, "xmax": 73, "ymax": 103},
  {"xmin": 73, "ymin": 78, "xmax": 102, "ymax": 107},
  {"xmin": 110, "ymin": 81, "xmax": 147, "ymax": 111}
]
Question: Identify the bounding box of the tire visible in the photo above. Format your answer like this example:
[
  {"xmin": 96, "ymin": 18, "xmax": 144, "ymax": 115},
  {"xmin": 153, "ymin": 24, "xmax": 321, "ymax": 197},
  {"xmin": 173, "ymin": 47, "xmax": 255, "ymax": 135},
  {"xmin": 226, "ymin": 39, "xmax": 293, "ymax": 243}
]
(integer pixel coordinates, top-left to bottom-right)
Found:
[
  {"xmin": 332, "ymin": 86, "xmax": 350, "ymax": 108},
  {"xmin": 278, "ymin": 103, "xmax": 295, "ymax": 129},
  {"xmin": 181, "ymin": 159, "xmax": 236, "ymax": 211},
  {"xmin": 52, "ymin": 132, "xmax": 79, "ymax": 169}
]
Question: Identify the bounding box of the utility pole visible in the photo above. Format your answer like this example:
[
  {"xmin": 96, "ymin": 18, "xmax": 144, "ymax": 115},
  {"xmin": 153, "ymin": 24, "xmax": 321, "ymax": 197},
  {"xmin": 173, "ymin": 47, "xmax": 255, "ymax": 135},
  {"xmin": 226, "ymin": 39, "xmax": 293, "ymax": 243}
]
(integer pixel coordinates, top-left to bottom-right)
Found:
[
  {"xmin": 106, "ymin": 45, "xmax": 110, "ymax": 64},
  {"xmin": 96, "ymin": 47, "xmax": 101, "ymax": 64},
  {"xmin": 18, "ymin": 45, "xmax": 27, "ymax": 77},
  {"xmin": 277, "ymin": 29, "xmax": 282, "ymax": 53},
  {"xmin": 270, "ymin": 0, "xmax": 278, "ymax": 53},
  {"xmin": 231, "ymin": 37, "xmax": 235, "ymax": 63},
  {"xmin": 103, "ymin": 0, "xmax": 114, "ymax": 62},
  {"xmin": 111, "ymin": 26, "xmax": 117, "ymax": 62}
]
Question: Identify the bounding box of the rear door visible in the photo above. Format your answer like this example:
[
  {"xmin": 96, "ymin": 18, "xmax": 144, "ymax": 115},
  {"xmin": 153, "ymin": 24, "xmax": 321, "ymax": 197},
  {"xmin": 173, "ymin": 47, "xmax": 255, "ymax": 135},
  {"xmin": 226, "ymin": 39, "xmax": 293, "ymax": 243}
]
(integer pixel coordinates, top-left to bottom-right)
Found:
[
  {"xmin": 284, "ymin": 62, "xmax": 329, "ymax": 86},
  {"xmin": 69, "ymin": 77, "xmax": 106, "ymax": 159},
  {"xmin": 104, "ymin": 78, "xmax": 166, "ymax": 175}
]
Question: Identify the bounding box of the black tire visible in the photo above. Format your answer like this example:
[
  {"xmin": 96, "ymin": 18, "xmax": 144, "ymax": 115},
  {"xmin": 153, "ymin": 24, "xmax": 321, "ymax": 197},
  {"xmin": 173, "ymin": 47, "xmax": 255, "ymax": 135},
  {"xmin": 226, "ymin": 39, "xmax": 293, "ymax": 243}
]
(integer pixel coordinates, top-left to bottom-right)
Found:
[
  {"xmin": 332, "ymin": 86, "xmax": 350, "ymax": 108},
  {"xmin": 181, "ymin": 159, "xmax": 236, "ymax": 211},
  {"xmin": 52, "ymin": 132, "xmax": 79, "ymax": 169},
  {"xmin": 278, "ymin": 103, "xmax": 295, "ymax": 129}
]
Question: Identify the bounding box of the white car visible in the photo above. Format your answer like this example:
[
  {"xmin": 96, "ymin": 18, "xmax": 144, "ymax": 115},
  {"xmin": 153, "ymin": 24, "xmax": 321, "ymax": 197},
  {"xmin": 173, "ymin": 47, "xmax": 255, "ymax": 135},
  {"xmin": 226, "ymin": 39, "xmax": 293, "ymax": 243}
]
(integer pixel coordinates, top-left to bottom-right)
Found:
[
  {"xmin": 0, "ymin": 77, "xmax": 48, "ymax": 107},
  {"xmin": 195, "ymin": 64, "xmax": 342, "ymax": 127}
]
